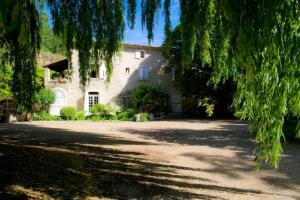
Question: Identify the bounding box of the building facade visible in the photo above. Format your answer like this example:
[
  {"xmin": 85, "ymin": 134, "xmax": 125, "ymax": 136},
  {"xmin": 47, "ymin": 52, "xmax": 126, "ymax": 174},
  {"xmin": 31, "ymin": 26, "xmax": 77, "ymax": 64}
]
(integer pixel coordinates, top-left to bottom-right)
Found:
[{"xmin": 44, "ymin": 44, "xmax": 182, "ymax": 115}]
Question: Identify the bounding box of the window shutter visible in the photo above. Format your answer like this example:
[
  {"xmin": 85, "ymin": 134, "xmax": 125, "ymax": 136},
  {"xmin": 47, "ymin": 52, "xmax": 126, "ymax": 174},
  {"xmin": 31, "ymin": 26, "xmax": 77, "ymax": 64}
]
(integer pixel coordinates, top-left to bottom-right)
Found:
[
  {"xmin": 135, "ymin": 50, "xmax": 141, "ymax": 59},
  {"xmin": 138, "ymin": 66, "xmax": 144, "ymax": 80},
  {"xmin": 144, "ymin": 66, "xmax": 149, "ymax": 80},
  {"xmin": 99, "ymin": 63, "xmax": 106, "ymax": 79}
]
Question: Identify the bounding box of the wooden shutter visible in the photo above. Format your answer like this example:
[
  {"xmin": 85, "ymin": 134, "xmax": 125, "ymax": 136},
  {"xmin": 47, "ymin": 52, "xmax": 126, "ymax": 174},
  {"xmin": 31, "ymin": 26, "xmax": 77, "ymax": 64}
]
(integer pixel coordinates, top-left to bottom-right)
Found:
[
  {"xmin": 99, "ymin": 63, "xmax": 106, "ymax": 79},
  {"xmin": 135, "ymin": 50, "xmax": 141, "ymax": 59},
  {"xmin": 138, "ymin": 66, "xmax": 144, "ymax": 80},
  {"xmin": 143, "ymin": 66, "xmax": 149, "ymax": 80}
]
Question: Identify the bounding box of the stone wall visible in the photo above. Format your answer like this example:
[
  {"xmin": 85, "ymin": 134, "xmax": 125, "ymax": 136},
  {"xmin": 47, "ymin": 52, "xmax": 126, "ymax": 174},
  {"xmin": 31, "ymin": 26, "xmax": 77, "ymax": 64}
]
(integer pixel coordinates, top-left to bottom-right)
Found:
[{"xmin": 45, "ymin": 46, "xmax": 182, "ymax": 114}]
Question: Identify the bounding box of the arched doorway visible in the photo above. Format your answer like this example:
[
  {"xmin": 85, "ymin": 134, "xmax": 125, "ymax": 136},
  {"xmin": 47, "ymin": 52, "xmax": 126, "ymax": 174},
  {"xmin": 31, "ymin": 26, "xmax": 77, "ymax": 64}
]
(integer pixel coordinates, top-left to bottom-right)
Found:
[{"xmin": 50, "ymin": 89, "xmax": 66, "ymax": 115}]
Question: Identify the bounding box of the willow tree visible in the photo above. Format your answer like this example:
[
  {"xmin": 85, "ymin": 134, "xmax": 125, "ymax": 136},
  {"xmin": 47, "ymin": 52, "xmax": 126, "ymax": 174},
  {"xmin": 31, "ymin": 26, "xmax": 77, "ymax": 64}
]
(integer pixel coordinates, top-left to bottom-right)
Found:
[
  {"xmin": 0, "ymin": 0, "xmax": 40, "ymax": 111},
  {"xmin": 175, "ymin": 0, "xmax": 300, "ymax": 168},
  {"xmin": 0, "ymin": 0, "xmax": 300, "ymax": 168}
]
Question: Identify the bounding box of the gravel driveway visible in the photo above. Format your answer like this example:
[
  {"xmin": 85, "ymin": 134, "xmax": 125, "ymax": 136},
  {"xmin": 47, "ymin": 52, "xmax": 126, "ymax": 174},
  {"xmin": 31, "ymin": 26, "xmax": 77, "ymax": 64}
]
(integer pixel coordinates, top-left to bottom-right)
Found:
[{"xmin": 0, "ymin": 120, "xmax": 299, "ymax": 199}]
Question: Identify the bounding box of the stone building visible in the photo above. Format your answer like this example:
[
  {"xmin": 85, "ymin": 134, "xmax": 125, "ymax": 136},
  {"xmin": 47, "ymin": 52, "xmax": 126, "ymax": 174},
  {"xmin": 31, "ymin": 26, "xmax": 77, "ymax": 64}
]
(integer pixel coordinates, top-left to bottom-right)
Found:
[{"xmin": 44, "ymin": 44, "xmax": 182, "ymax": 115}]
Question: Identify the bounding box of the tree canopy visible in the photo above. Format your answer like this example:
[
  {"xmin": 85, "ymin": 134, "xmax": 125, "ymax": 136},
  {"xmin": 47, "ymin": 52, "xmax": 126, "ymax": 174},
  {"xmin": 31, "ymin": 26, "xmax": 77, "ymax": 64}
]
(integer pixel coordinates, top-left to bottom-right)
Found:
[
  {"xmin": 0, "ymin": 0, "xmax": 300, "ymax": 167},
  {"xmin": 163, "ymin": 25, "xmax": 236, "ymax": 118},
  {"xmin": 39, "ymin": 11, "xmax": 66, "ymax": 55}
]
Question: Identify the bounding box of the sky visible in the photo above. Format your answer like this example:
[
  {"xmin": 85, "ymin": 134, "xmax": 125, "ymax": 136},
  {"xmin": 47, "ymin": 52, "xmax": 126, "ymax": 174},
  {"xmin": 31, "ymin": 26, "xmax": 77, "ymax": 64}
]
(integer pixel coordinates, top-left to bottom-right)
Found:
[
  {"xmin": 123, "ymin": 2, "xmax": 180, "ymax": 46},
  {"xmin": 45, "ymin": 1, "xmax": 180, "ymax": 47}
]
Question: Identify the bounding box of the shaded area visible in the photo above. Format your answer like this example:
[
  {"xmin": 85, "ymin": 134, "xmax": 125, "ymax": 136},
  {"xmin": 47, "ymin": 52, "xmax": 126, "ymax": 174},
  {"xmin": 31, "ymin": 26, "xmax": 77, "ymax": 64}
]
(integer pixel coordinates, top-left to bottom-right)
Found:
[
  {"xmin": 120, "ymin": 120, "xmax": 300, "ymax": 191},
  {"xmin": 120, "ymin": 121, "xmax": 252, "ymax": 149},
  {"xmin": 0, "ymin": 121, "xmax": 299, "ymax": 199}
]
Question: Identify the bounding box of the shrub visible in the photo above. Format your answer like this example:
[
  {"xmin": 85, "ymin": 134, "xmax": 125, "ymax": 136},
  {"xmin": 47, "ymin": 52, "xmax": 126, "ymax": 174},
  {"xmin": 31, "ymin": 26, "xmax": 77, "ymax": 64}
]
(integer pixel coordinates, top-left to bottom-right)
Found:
[
  {"xmin": 90, "ymin": 104, "xmax": 108, "ymax": 116},
  {"xmin": 116, "ymin": 111, "xmax": 127, "ymax": 120},
  {"xmin": 126, "ymin": 108, "xmax": 136, "ymax": 119},
  {"xmin": 116, "ymin": 109, "xmax": 136, "ymax": 121},
  {"xmin": 60, "ymin": 106, "xmax": 76, "ymax": 120},
  {"xmin": 89, "ymin": 115, "xmax": 104, "ymax": 121},
  {"xmin": 89, "ymin": 115, "xmax": 117, "ymax": 121},
  {"xmin": 131, "ymin": 84, "xmax": 169, "ymax": 113},
  {"xmin": 33, "ymin": 111, "xmax": 60, "ymax": 121},
  {"xmin": 140, "ymin": 112, "xmax": 150, "ymax": 122},
  {"xmin": 90, "ymin": 103, "xmax": 121, "ymax": 116},
  {"xmin": 106, "ymin": 103, "xmax": 121, "ymax": 116},
  {"xmin": 75, "ymin": 111, "xmax": 86, "ymax": 120},
  {"xmin": 33, "ymin": 89, "xmax": 55, "ymax": 112}
]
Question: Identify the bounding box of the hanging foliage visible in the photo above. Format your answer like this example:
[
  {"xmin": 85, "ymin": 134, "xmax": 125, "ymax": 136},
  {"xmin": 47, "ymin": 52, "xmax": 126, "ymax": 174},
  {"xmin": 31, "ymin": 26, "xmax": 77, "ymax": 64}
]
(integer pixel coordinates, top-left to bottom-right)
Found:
[
  {"xmin": 177, "ymin": 0, "xmax": 300, "ymax": 168},
  {"xmin": 0, "ymin": 0, "xmax": 40, "ymax": 112},
  {"xmin": 143, "ymin": 0, "xmax": 300, "ymax": 167},
  {"xmin": 47, "ymin": 0, "xmax": 125, "ymax": 84}
]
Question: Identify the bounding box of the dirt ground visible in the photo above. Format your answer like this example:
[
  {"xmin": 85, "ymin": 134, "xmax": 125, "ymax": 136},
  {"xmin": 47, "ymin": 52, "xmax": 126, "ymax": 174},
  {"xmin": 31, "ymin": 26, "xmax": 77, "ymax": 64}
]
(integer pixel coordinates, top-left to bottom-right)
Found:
[{"xmin": 0, "ymin": 120, "xmax": 299, "ymax": 200}]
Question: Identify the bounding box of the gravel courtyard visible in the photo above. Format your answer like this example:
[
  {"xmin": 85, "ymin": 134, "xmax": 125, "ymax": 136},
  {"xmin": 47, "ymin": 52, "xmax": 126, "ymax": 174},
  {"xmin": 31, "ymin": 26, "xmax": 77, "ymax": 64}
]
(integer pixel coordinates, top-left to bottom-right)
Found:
[{"xmin": 0, "ymin": 120, "xmax": 299, "ymax": 199}]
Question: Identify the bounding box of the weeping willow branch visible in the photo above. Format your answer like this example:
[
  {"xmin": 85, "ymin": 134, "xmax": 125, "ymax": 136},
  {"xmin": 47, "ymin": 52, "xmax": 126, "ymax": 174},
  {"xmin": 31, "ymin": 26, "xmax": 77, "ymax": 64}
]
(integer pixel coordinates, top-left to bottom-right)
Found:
[
  {"xmin": 127, "ymin": 0, "xmax": 136, "ymax": 29},
  {"xmin": 48, "ymin": 0, "xmax": 125, "ymax": 85},
  {"xmin": 164, "ymin": 0, "xmax": 300, "ymax": 168},
  {"xmin": 141, "ymin": 0, "xmax": 161, "ymax": 42},
  {"xmin": 0, "ymin": 0, "xmax": 40, "ymax": 112}
]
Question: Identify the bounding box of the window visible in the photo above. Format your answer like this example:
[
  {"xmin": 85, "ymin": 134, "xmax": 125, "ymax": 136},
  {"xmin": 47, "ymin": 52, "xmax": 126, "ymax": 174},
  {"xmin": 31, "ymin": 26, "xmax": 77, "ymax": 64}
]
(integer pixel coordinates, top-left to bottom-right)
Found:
[
  {"xmin": 99, "ymin": 64, "xmax": 106, "ymax": 79},
  {"xmin": 89, "ymin": 63, "xmax": 99, "ymax": 78},
  {"xmin": 90, "ymin": 70, "xmax": 98, "ymax": 78},
  {"xmin": 88, "ymin": 92, "xmax": 99, "ymax": 109},
  {"xmin": 138, "ymin": 66, "xmax": 149, "ymax": 80},
  {"xmin": 135, "ymin": 50, "xmax": 145, "ymax": 59},
  {"xmin": 125, "ymin": 67, "xmax": 130, "ymax": 74}
]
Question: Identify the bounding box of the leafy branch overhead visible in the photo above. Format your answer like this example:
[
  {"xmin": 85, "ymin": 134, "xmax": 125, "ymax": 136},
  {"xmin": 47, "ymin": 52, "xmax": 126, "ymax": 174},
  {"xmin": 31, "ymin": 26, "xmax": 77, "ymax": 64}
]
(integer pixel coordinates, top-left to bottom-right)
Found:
[{"xmin": 0, "ymin": 0, "xmax": 300, "ymax": 168}]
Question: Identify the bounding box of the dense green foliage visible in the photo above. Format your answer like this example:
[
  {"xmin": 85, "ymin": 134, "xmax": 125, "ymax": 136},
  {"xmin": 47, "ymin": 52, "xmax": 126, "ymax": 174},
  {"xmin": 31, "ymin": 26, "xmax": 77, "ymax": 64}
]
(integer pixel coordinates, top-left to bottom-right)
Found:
[
  {"xmin": 139, "ymin": 112, "xmax": 150, "ymax": 122},
  {"xmin": 33, "ymin": 111, "xmax": 60, "ymax": 121},
  {"xmin": 33, "ymin": 89, "xmax": 55, "ymax": 112},
  {"xmin": 39, "ymin": 11, "xmax": 65, "ymax": 55},
  {"xmin": 75, "ymin": 111, "xmax": 86, "ymax": 120},
  {"xmin": 90, "ymin": 104, "xmax": 134, "ymax": 121},
  {"xmin": 90, "ymin": 103, "xmax": 121, "ymax": 117},
  {"xmin": 0, "ymin": 0, "xmax": 40, "ymax": 112},
  {"xmin": 60, "ymin": 106, "xmax": 76, "ymax": 120},
  {"xmin": 0, "ymin": 64, "xmax": 13, "ymax": 99},
  {"xmin": 178, "ymin": 1, "xmax": 300, "ymax": 167},
  {"xmin": 47, "ymin": 0, "xmax": 126, "ymax": 85},
  {"xmin": 163, "ymin": 25, "xmax": 235, "ymax": 118},
  {"xmin": 131, "ymin": 85, "xmax": 168, "ymax": 113},
  {"xmin": 90, "ymin": 104, "xmax": 107, "ymax": 116},
  {"xmin": 116, "ymin": 109, "xmax": 136, "ymax": 121},
  {"xmin": 1, "ymin": 0, "xmax": 300, "ymax": 167}
]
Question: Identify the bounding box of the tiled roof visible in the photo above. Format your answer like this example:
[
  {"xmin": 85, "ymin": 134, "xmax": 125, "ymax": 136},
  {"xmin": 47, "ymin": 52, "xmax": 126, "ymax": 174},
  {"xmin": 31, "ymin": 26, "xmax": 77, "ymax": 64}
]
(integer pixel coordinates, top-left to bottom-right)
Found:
[
  {"xmin": 123, "ymin": 43, "xmax": 162, "ymax": 50},
  {"xmin": 42, "ymin": 43, "xmax": 162, "ymax": 67}
]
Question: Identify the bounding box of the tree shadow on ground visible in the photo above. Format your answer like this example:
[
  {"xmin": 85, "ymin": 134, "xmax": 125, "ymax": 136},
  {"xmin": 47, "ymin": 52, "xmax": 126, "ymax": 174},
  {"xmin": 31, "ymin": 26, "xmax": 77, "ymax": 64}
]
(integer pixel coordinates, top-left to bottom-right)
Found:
[
  {"xmin": 0, "ymin": 122, "xmax": 279, "ymax": 199},
  {"xmin": 119, "ymin": 121, "xmax": 300, "ymax": 195}
]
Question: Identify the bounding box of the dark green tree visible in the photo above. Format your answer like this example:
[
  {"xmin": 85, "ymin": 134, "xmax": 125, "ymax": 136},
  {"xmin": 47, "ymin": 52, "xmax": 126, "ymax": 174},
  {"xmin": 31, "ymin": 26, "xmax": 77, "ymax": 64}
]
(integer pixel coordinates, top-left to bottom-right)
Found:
[
  {"xmin": 0, "ymin": 64, "xmax": 13, "ymax": 99},
  {"xmin": 0, "ymin": 0, "xmax": 40, "ymax": 112},
  {"xmin": 163, "ymin": 25, "xmax": 235, "ymax": 118},
  {"xmin": 39, "ymin": 11, "xmax": 65, "ymax": 55}
]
